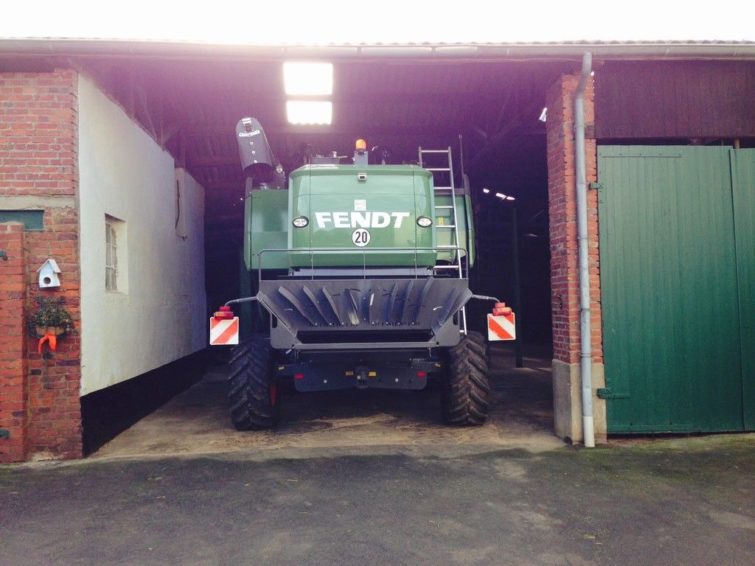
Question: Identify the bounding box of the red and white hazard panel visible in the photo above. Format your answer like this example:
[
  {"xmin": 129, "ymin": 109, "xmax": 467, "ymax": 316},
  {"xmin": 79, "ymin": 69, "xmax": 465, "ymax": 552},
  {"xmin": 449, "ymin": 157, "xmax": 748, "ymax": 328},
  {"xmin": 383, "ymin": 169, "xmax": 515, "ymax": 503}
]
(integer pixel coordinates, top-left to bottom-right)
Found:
[
  {"xmin": 487, "ymin": 302, "xmax": 516, "ymax": 341},
  {"xmin": 210, "ymin": 306, "xmax": 239, "ymax": 346}
]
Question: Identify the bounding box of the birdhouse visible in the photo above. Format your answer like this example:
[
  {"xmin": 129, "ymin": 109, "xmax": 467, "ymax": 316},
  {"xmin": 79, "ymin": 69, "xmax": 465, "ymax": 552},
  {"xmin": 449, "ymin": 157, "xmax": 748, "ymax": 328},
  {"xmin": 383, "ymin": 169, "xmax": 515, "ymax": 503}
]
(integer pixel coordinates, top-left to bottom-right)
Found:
[{"xmin": 38, "ymin": 259, "xmax": 61, "ymax": 289}]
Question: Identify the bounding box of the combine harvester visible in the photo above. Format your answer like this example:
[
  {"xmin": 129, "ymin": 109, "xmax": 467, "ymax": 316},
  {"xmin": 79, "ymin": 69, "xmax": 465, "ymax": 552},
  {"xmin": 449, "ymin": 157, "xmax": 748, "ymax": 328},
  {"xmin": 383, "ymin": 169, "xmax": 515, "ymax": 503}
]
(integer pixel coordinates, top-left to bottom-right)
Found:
[{"xmin": 211, "ymin": 117, "xmax": 514, "ymax": 429}]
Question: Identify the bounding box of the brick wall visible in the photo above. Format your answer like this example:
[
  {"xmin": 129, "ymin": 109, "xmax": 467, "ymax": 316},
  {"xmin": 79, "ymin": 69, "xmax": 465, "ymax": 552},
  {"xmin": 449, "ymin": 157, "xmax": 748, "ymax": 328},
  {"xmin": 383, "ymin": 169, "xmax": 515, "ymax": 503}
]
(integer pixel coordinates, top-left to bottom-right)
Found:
[
  {"xmin": 546, "ymin": 73, "xmax": 603, "ymax": 365},
  {"xmin": 0, "ymin": 223, "xmax": 28, "ymax": 462},
  {"xmin": 0, "ymin": 69, "xmax": 82, "ymax": 461}
]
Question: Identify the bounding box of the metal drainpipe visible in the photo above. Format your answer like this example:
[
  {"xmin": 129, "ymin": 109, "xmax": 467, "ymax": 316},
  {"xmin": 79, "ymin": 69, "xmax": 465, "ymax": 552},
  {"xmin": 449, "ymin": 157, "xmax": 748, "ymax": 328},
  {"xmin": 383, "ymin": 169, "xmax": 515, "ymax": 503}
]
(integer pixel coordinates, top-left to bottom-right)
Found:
[{"xmin": 574, "ymin": 52, "xmax": 595, "ymax": 448}]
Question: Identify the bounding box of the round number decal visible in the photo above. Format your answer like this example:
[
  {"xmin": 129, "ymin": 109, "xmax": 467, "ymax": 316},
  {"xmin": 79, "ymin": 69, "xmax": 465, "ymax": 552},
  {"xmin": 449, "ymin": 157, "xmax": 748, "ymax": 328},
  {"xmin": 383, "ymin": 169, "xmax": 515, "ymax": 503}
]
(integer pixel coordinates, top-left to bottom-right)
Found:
[{"xmin": 352, "ymin": 228, "xmax": 371, "ymax": 247}]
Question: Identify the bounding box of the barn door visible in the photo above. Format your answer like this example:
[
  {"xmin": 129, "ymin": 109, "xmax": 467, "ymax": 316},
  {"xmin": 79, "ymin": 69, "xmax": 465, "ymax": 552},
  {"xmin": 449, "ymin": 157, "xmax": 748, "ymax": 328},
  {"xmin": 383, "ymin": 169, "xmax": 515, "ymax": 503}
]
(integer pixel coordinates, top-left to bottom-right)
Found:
[
  {"xmin": 731, "ymin": 149, "xmax": 755, "ymax": 430},
  {"xmin": 598, "ymin": 146, "xmax": 746, "ymax": 433}
]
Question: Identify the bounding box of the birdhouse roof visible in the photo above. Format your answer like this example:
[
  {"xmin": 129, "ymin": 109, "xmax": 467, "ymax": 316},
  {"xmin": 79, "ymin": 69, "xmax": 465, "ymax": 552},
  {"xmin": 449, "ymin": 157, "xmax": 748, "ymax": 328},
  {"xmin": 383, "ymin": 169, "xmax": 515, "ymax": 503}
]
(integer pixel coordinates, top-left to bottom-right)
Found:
[{"xmin": 38, "ymin": 259, "xmax": 61, "ymax": 273}]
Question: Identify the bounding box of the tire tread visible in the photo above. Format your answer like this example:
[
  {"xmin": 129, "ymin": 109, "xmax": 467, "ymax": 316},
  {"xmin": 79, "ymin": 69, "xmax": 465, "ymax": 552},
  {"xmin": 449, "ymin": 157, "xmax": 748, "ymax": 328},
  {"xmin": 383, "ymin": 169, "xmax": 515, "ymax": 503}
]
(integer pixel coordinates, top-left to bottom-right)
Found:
[
  {"xmin": 227, "ymin": 335, "xmax": 279, "ymax": 430},
  {"xmin": 442, "ymin": 331, "xmax": 491, "ymax": 426}
]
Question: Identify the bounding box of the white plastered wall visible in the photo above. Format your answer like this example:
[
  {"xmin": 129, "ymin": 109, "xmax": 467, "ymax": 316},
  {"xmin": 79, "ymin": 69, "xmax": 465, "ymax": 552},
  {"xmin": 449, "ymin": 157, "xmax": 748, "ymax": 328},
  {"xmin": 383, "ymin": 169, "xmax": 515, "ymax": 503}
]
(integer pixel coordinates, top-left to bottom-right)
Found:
[{"xmin": 78, "ymin": 75, "xmax": 207, "ymax": 396}]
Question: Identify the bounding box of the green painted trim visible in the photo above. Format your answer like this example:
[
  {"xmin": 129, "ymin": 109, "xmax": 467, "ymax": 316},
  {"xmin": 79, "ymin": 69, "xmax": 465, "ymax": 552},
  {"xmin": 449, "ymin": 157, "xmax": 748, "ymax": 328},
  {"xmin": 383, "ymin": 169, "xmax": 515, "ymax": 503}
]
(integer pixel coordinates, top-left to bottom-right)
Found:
[{"xmin": 0, "ymin": 210, "xmax": 44, "ymax": 230}]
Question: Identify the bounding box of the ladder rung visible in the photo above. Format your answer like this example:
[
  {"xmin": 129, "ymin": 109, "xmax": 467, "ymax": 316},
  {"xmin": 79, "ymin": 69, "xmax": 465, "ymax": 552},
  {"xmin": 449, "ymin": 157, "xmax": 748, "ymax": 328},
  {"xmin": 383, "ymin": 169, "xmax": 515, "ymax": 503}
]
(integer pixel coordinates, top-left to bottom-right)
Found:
[
  {"xmin": 434, "ymin": 186, "xmax": 454, "ymax": 190},
  {"xmin": 426, "ymin": 168, "xmax": 451, "ymax": 172},
  {"xmin": 435, "ymin": 205, "xmax": 453, "ymax": 209},
  {"xmin": 433, "ymin": 265, "xmax": 462, "ymax": 270},
  {"xmin": 437, "ymin": 245, "xmax": 456, "ymax": 249},
  {"xmin": 420, "ymin": 150, "xmax": 451, "ymax": 154},
  {"xmin": 436, "ymin": 225, "xmax": 456, "ymax": 228}
]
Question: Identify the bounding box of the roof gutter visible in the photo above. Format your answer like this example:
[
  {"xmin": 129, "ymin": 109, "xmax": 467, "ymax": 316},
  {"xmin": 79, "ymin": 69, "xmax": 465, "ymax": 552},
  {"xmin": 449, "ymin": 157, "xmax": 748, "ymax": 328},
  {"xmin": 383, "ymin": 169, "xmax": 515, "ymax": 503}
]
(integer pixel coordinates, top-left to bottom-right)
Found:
[{"xmin": 0, "ymin": 39, "xmax": 754, "ymax": 62}]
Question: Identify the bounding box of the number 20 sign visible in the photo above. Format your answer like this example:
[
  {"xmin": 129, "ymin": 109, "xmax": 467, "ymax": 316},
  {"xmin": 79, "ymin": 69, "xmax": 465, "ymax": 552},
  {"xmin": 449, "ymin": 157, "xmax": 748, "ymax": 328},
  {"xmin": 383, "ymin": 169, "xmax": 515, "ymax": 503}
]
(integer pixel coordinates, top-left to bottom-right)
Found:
[{"xmin": 352, "ymin": 228, "xmax": 371, "ymax": 247}]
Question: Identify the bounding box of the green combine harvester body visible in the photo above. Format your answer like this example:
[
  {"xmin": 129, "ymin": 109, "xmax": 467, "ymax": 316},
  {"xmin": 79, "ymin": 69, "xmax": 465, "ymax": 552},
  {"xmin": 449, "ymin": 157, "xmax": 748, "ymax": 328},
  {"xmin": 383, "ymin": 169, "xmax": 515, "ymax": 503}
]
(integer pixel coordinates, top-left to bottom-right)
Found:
[
  {"xmin": 245, "ymin": 166, "xmax": 475, "ymax": 270},
  {"xmin": 220, "ymin": 117, "xmax": 495, "ymax": 431}
]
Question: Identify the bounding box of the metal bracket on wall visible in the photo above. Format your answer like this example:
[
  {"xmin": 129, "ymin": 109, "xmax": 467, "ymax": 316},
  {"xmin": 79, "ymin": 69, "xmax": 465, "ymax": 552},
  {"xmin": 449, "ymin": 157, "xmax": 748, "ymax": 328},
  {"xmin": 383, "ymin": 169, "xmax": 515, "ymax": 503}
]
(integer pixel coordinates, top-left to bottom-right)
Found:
[
  {"xmin": 589, "ymin": 182, "xmax": 603, "ymax": 190},
  {"xmin": 0, "ymin": 250, "xmax": 8, "ymax": 261},
  {"xmin": 0, "ymin": 429, "xmax": 10, "ymax": 439},
  {"xmin": 597, "ymin": 388, "xmax": 629, "ymax": 400}
]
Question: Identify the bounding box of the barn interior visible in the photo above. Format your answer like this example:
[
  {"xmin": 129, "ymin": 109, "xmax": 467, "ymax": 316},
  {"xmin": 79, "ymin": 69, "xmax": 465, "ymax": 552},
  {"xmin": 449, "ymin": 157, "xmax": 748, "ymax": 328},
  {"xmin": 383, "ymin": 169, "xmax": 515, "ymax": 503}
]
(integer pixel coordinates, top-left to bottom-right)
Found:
[
  {"xmin": 3, "ymin": 52, "xmax": 587, "ymax": 451},
  {"xmin": 71, "ymin": 56, "xmax": 574, "ymax": 347}
]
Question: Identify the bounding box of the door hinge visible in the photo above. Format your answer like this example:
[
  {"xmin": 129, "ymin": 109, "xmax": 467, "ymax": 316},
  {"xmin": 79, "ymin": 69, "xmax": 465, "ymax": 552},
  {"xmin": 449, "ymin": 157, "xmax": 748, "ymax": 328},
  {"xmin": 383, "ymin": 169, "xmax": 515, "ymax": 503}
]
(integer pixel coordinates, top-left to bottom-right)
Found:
[{"xmin": 597, "ymin": 388, "xmax": 629, "ymax": 400}]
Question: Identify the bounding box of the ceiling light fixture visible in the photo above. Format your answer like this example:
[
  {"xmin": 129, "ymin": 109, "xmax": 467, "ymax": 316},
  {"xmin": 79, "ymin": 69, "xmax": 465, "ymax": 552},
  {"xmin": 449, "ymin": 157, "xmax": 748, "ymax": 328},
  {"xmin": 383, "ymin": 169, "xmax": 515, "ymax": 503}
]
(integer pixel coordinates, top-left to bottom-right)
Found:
[
  {"xmin": 283, "ymin": 62, "xmax": 334, "ymax": 96},
  {"xmin": 286, "ymin": 101, "xmax": 333, "ymax": 125}
]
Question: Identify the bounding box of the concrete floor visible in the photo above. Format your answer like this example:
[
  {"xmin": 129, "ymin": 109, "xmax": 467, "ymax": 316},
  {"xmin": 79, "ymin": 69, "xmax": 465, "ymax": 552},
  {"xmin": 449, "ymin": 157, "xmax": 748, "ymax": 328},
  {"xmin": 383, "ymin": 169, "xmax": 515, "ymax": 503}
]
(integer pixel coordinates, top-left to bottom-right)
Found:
[{"xmin": 93, "ymin": 344, "xmax": 564, "ymax": 460}]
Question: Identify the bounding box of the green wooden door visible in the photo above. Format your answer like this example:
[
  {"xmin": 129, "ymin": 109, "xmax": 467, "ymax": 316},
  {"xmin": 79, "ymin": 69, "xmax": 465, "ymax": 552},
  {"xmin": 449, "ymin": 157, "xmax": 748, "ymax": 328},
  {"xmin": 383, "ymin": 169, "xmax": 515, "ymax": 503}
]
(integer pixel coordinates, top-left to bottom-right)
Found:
[
  {"xmin": 598, "ymin": 146, "xmax": 747, "ymax": 433},
  {"xmin": 731, "ymin": 149, "xmax": 755, "ymax": 430}
]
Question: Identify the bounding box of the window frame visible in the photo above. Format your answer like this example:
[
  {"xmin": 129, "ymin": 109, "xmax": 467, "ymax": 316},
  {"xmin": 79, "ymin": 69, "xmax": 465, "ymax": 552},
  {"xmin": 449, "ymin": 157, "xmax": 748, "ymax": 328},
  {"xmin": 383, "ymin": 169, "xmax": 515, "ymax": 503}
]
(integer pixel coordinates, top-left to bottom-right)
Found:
[{"xmin": 104, "ymin": 215, "xmax": 127, "ymax": 293}]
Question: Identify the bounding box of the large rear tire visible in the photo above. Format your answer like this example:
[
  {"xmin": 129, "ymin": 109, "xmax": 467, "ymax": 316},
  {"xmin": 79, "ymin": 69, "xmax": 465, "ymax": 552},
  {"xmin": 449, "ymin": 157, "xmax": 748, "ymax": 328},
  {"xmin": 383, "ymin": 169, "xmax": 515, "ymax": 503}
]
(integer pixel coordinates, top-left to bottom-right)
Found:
[
  {"xmin": 228, "ymin": 335, "xmax": 280, "ymax": 430},
  {"xmin": 442, "ymin": 331, "xmax": 491, "ymax": 426}
]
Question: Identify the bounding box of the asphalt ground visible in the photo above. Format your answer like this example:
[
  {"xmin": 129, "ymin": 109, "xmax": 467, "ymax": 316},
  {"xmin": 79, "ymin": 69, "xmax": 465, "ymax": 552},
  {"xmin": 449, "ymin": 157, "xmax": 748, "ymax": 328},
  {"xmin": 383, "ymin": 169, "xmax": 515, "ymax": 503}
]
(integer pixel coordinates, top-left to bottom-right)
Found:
[
  {"xmin": 2, "ymin": 345, "xmax": 753, "ymax": 564},
  {"xmin": 1, "ymin": 435, "xmax": 753, "ymax": 565}
]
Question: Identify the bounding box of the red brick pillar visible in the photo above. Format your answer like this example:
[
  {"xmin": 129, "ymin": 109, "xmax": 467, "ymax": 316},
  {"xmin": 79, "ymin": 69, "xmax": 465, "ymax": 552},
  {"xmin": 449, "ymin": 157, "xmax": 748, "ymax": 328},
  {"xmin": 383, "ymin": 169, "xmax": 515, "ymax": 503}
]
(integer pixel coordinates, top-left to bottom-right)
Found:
[
  {"xmin": 0, "ymin": 223, "xmax": 28, "ymax": 463},
  {"xmin": 546, "ymin": 72, "xmax": 606, "ymax": 444},
  {"xmin": 0, "ymin": 69, "xmax": 82, "ymax": 460},
  {"xmin": 25, "ymin": 206, "xmax": 83, "ymax": 460}
]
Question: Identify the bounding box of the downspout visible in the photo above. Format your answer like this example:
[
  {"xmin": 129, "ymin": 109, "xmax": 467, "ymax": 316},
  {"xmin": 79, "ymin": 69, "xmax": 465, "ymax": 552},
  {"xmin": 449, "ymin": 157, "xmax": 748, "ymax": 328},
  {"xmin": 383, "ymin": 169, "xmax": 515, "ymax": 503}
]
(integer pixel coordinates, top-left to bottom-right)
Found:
[{"xmin": 574, "ymin": 52, "xmax": 595, "ymax": 448}]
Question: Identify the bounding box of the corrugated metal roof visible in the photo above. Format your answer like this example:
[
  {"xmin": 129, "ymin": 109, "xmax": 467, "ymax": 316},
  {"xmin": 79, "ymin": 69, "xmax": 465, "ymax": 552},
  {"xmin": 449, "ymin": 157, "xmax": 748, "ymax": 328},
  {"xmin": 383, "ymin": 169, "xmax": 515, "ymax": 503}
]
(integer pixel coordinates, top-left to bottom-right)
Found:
[
  {"xmin": 3, "ymin": 36, "xmax": 755, "ymax": 46},
  {"xmin": 1, "ymin": 38, "xmax": 755, "ymax": 60}
]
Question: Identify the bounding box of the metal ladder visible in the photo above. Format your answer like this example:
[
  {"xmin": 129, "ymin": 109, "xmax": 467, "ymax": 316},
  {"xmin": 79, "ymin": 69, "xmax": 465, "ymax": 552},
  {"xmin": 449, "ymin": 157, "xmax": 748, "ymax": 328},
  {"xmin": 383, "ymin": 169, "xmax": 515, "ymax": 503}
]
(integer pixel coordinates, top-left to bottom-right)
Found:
[{"xmin": 418, "ymin": 146, "xmax": 467, "ymax": 335}]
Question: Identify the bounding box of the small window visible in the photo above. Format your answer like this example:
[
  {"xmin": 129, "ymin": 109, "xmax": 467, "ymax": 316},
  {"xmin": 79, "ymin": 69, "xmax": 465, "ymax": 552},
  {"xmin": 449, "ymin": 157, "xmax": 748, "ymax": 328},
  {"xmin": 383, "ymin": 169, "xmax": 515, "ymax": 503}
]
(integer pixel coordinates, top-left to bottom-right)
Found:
[
  {"xmin": 105, "ymin": 220, "xmax": 117, "ymax": 291},
  {"xmin": 175, "ymin": 169, "xmax": 188, "ymax": 239},
  {"xmin": 105, "ymin": 215, "xmax": 127, "ymax": 293}
]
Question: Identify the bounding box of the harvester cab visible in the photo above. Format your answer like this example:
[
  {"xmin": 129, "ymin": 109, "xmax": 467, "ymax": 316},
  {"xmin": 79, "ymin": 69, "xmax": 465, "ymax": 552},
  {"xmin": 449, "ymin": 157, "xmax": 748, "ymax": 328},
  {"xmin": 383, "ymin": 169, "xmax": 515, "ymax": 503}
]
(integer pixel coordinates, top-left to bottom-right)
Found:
[{"xmin": 211, "ymin": 117, "xmax": 515, "ymax": 431}]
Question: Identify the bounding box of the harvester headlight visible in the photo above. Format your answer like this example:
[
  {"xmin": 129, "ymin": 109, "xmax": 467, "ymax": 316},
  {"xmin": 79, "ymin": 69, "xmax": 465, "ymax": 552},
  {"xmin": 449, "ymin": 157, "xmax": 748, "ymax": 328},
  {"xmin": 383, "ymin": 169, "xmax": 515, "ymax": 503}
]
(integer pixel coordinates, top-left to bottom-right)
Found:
[
  {"xmin": 417, "ymin": 216, "xmax": 433, "ymax": 228},
  {"xmin": 292, "ymin": 216, "xmax": 309, "ymax": 228}
]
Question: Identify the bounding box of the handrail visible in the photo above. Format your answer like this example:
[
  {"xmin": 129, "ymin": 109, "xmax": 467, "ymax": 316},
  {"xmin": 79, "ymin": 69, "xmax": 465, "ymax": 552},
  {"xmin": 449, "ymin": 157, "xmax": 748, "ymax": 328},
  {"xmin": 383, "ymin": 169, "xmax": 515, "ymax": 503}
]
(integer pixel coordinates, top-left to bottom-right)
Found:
[{"xmin": 255, "ymin": 245, "xmax": 468, "ymax": 285}]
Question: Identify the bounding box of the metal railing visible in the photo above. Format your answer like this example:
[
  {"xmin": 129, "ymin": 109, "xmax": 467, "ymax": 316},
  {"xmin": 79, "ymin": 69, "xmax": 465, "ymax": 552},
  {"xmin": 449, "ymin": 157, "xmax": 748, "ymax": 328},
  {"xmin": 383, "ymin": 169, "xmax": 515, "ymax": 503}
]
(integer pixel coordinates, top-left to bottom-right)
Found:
[{"xmin": 256, "ymin": 246, "xmax": 468, "ymax": 284}]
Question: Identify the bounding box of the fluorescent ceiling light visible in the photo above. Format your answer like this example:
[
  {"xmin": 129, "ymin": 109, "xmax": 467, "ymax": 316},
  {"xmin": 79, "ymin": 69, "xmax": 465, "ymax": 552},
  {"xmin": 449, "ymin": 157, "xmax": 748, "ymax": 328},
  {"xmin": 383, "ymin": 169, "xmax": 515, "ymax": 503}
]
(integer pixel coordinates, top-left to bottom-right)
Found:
[
  {"xmin": 286, "ymin": 101, "xmax": 333, "ymax": 125},
  {"xmin": 482, "ymin": 188, "xmax": 490, "ymax": 194},
  {"xmin": 284, "ymin": 62, "xmax": 333, "ymax": 96}
]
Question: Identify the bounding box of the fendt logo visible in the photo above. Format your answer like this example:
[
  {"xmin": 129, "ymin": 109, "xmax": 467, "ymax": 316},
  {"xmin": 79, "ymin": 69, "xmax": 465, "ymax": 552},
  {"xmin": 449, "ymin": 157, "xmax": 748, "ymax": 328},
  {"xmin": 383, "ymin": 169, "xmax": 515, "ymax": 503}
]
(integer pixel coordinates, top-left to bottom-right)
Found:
[{"xmin": 315, "ymin": 211, "xmax": 410, "ymax": 229}]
